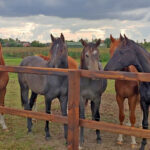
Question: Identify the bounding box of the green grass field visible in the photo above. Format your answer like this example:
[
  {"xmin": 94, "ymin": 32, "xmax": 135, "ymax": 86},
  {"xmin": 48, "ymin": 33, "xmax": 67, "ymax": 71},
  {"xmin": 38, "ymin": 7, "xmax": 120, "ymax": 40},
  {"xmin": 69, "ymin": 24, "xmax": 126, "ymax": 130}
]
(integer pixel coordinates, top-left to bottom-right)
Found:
[{"xmin": 0, "ymin": 47, "xmax": 115, "ymax": 149}]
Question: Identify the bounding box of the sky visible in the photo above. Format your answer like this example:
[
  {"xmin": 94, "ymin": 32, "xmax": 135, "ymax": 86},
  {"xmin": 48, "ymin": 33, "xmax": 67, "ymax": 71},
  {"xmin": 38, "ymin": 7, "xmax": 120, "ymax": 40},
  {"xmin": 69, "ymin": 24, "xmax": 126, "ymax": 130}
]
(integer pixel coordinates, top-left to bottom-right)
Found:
[{"xmin": 0, "ymin": 0, "xmax": 150, "ymax": 42}]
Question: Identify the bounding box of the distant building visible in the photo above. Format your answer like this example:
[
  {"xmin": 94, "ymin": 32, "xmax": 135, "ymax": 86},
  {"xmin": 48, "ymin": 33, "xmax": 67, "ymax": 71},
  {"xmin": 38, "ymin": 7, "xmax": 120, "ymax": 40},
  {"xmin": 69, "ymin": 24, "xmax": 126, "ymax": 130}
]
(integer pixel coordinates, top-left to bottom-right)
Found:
[{"xmin": 20, "ymin": 42, "xmax": 31, "ymax": 47}]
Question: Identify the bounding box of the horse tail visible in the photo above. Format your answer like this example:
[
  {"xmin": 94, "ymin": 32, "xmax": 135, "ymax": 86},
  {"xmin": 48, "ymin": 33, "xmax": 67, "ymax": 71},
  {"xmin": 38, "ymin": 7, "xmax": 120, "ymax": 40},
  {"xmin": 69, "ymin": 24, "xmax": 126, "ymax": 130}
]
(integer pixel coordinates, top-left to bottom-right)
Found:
[{"xmin": 18, "ymin": 75, "xmax": 29, "ymax": 107}]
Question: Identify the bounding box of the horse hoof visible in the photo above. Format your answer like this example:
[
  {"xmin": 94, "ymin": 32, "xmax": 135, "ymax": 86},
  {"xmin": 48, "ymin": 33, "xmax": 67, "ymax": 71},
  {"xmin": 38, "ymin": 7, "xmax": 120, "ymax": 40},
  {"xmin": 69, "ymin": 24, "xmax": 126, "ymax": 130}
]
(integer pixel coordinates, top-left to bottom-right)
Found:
[
  {"xmin": 45, "ymin": 136, "xmax": 50, "ymax": 141},
  {"xmin": 131, "ymin": 144, "xmax": 137, "ymax": 149},
  {"xmin": 97, "ymin": 139, "xmax": 101, "ymax": 144},
  {"xmin": 117, "ymin": 141, "xmax": 123, "ymax": 145},
  {"xmin": 27, "ymin": 131, "xmax": 32, "ymax": 135}
]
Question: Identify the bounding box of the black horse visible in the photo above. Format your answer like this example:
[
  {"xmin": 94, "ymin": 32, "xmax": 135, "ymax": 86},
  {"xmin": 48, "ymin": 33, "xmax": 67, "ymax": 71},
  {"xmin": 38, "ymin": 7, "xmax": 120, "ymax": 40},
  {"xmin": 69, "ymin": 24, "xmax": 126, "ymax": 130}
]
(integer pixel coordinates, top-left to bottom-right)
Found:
[
  {"xmin": 104, "ymin": 35, "xmax": 150, "ymax": 150},
  {"xmin": 79, "ymin": 39, "xmax": 107, "ymax": 147},
  {"xmin": 18, "ymin": 34, "xmax": 68, "ymax": 142}
]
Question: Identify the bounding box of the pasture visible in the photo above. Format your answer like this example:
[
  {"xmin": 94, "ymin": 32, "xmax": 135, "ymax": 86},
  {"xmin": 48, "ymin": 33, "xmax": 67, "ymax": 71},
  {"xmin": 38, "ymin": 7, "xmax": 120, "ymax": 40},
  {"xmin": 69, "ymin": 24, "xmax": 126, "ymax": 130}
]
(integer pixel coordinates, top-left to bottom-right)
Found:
[{"xmin": 0, "ymin": 47, "xmax": 149, "ymax": 150}]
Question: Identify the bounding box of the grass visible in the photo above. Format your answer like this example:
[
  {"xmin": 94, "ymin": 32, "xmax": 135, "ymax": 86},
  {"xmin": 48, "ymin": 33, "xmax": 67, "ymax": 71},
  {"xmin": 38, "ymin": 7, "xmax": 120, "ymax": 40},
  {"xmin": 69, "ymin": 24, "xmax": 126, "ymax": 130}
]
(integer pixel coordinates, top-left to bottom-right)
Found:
[{"xmin": 0, "ymin": 47, "xmax": 116, "ymax": 149}]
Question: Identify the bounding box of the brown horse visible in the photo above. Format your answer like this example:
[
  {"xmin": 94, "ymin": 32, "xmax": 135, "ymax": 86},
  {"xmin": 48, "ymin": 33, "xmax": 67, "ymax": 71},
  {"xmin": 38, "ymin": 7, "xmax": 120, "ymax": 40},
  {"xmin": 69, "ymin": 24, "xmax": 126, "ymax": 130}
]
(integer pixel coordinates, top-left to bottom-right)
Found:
[
  {"xmin": 110, "ymin": 34, "xmax": 140, "ymax": 148},
  {"xmin": 0, "ymin": 43, "xmax": 9, "ymax": 131},
  {"xmin": 38, "ymin": 54, "xmax": 78, "ymax": 69}
]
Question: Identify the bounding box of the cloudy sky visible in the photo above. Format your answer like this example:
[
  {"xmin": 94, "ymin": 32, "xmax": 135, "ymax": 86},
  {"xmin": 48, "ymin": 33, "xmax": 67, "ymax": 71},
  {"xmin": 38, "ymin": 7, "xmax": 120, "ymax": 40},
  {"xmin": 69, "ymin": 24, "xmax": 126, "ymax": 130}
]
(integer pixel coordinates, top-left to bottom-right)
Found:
[{"xmin": 0, "ymin": 0, "xmax": 150, "ymax": 42}]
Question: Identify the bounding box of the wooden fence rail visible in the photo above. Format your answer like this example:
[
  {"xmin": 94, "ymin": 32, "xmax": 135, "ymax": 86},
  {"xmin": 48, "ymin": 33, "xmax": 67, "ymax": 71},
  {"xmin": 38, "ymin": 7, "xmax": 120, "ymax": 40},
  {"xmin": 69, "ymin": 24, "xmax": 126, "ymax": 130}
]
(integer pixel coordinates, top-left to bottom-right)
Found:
[{"xmin": 0, "ymin": 65, "xmax": 150, "ymax": 150}]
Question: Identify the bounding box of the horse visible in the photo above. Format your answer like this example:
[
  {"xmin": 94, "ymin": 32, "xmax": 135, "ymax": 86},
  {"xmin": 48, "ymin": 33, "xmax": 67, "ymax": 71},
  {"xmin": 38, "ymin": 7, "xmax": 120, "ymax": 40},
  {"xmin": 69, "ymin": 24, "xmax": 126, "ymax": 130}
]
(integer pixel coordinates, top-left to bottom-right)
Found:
[
  {"xmin": 33, "ymin": 45, "xmax": 78, "ymax": 112},
  {"xmin": 38, "ymin": 55, "xmax": 78, "ymax": 69},
  {"xmin": 110, "ymin": 34, "xmax": 140, "ymax": 148},
  {"xmin": 0, "ymin": 43, "xmax": 9, "ymax": 131},
  {"xmin": 104, "ymin": 35, "xmax": 150, "ymax": 150},
  {"xmin": 79, "ymin": 39, "xmax": 107, "ymax": 147},
  {"xmin": 18, "ymin": 33, "xmax": 68, "ymax": 142}
]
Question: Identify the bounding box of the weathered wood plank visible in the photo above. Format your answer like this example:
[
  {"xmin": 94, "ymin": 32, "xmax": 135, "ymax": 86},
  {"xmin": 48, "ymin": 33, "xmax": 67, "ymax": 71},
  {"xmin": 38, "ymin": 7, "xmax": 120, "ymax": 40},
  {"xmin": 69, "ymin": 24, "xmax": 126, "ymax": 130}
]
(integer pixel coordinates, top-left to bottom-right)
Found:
[
  {"xmin": 0, "ymin": 106, "xmax": 68, "ymax": 124},
  {"xmin": 67, "ymin": 71, "xmax": 80, "ymax": 150},
  {"xmin": 1, "ymin": 66, "xmax": 150, "ymax": 82},
  {"xmin": 0, "ymin": 65, "xmax": 68, "ymax": 76},
  {"xmin": 0, "ymin": 106, "xmax": 150, "ymax": 139},
  {"xmin": 80, "ymin": 119, "xmax": 150, "ymax": 139},
  {"xmin": 80, "ymin": 69, "xmax": 150, "ymax": 82}
]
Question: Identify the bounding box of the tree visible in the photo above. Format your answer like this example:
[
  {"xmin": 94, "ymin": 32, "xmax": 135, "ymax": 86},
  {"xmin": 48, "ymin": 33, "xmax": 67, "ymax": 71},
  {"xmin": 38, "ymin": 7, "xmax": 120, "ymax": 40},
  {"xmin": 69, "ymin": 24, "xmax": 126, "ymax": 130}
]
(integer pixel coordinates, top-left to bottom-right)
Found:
[{"xmin": 104, "ymin": 38, "xmax": 111, "ymax": 48}]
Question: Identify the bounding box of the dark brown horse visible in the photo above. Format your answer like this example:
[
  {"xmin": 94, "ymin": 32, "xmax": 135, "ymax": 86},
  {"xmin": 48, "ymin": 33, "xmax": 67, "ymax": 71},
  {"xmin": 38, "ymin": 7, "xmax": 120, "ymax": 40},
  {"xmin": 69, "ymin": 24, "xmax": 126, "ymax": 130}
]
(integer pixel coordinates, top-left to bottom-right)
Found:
[
  {"xmin": 0, "ymin": 43, "xmax": 9, "ymax": 131},
  {"xmin": 110, "ymin": 34, "xmax": 140, "ymax": 148},
  {"xmin": 105, "ymin": 35, "xmax": 150, "ymax": 150}
]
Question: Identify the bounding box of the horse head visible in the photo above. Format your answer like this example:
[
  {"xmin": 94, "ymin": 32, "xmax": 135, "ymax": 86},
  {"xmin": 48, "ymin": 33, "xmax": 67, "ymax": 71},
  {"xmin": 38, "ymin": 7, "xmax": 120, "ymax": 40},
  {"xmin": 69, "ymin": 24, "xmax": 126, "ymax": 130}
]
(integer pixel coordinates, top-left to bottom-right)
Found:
[
  {"xmin": 80, "ymin": 39, "xmax": 101, "ymax": 71},
  {"xmin": 110, "ymin": 34, "xmax": 123, "ymax": 58},
  {"xmin": 105, "ymin": 34, "xmax": 140, "ymax": 71},
  {"xmin": 49, "ymin": 33, "xmax": 68, "ymax": 68}
]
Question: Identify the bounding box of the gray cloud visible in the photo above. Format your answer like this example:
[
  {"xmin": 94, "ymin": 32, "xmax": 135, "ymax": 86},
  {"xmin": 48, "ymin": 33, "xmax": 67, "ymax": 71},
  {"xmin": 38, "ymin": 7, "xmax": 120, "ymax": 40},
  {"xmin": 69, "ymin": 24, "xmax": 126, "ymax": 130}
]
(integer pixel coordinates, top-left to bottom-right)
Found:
[{"xmin": 0, "ymin": 0, "xmax": 150, "ymax": 20}]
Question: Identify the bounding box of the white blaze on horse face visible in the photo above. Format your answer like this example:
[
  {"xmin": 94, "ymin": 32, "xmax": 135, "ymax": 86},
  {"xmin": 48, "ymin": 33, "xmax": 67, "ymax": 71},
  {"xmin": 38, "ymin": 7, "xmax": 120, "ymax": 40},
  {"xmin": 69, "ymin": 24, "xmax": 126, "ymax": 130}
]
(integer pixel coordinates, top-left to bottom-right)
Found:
[{"xmin": 93, "ymin": 50, "xmax": 97, "ymax": 55}]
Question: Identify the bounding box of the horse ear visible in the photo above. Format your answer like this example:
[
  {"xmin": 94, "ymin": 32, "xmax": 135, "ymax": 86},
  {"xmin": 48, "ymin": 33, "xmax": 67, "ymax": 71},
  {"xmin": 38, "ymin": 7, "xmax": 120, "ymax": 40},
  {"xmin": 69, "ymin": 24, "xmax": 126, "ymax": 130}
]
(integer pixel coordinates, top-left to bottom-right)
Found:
[
  {"xmin": 60, "ymin": 33, "xmax": 65, "ymax": 42},
  {"xmin": 119, "ymin": 33, "xmax": 124, "ymax": 41},
  {"xmin": 124, "ymin": 34, "xmax": 129, "ymax": 45},
  {"xmin": 110, "ymin": 34, "xmax": 115, "ymax": 43},
  {"xmin": 95, "ymin": 39, "xmax": 101, "ymax": 47},
  {"xmin": 124, "ymin": 34, "xmax": 128, "ymax": 40},
  {"xmin": 80, "ymin": 39, "xmax": 87, "ymax": 47},
  {"xmin": 50, "ymin": 34, "xmax": 55, "ymax": 42}
]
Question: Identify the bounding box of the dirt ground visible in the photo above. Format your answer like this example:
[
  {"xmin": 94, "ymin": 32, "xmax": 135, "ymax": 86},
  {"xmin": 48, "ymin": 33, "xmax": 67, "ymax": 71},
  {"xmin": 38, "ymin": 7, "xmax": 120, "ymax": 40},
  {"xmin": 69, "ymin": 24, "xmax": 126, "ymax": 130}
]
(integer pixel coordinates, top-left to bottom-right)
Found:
[{"xmin": 32, "ymin": 93, "xmax": 150, "ymax": 150}]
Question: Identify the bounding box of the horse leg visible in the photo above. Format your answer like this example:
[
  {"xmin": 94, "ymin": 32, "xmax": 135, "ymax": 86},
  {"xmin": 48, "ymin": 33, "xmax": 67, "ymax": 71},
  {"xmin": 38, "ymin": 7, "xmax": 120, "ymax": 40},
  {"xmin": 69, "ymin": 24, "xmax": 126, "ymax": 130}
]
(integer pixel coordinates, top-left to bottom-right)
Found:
[
  {"xmin": 0, "ymin": 88, "xmax": 8, "ymax": 130},
  {"xmin": 140, "ymin": 100, "xmax": 149, "ymax": 150},
  {"xmin": 27, "ymin": 92, "xmax": 38, "ymax": 132},
  {"xmin": 128, "ymin": 96, "xmax": 137, "ymax": 148},
  {"xmin": 59, "ymin": 96, "xmax": 68, "ymax": 143},
  {"xmin": 45, "ymin": 97, "xmax": 51, "ymax": 140},
  {"xmin": 91, "ymin": 100, "xmax": 101, "ymax": 144},
  {"xmin": 79, "ymin": 97, "xmax": 85, "ymax": 147},
  {"xmin": 116, "ymin": 94, "xmax": 125, "ymax": 144}
]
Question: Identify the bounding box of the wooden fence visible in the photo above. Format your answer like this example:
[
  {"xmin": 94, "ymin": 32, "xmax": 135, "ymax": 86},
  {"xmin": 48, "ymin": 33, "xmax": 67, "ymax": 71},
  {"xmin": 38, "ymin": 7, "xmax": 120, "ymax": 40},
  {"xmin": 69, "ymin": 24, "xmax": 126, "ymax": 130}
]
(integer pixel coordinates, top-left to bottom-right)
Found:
[{"xmin": 0, "ymin": 65, "xmax": 150, "ymax": 150}]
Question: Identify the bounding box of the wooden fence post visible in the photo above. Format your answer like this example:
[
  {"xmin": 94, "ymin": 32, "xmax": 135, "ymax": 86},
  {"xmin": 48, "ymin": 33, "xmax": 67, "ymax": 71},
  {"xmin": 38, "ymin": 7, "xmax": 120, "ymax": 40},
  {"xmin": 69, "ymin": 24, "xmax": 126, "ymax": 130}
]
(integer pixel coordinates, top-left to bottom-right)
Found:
[{"xmin": 67, "ymin": 70, "xmax": 80, "ymax": 150}]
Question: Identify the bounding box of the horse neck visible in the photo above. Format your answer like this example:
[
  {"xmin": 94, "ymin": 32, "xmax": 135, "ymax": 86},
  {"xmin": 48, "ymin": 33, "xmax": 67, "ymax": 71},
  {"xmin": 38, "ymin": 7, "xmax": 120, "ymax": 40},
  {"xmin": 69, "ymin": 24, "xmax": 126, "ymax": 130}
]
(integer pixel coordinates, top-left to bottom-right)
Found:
[
  {"xmin": 48, "ymin": 56, "xmax": 68, "ymax": 69},
  {"xmin": 136, "ymin": 47, "xmax": 150, "ymax": 72}
]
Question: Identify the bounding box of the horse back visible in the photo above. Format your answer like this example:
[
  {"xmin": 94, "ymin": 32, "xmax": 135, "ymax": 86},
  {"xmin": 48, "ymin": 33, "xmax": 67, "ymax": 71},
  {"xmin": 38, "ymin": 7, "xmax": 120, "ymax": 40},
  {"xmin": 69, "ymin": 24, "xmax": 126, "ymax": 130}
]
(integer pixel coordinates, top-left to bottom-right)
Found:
[{"xmin": 18, "ymin": 56, "xmax": 48, "ymax": 94}]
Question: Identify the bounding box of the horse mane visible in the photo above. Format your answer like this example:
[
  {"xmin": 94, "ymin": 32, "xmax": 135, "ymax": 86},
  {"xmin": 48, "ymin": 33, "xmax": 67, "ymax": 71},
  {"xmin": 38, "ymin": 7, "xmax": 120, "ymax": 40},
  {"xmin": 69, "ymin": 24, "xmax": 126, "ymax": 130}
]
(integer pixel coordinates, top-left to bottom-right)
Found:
[
  {"xmin": 0, "ymin": 43, "xmax": 5, "ymax": 65},
  {"xmin": 120, "ymin": 38, "xmax": 149, "ymax": 53}
]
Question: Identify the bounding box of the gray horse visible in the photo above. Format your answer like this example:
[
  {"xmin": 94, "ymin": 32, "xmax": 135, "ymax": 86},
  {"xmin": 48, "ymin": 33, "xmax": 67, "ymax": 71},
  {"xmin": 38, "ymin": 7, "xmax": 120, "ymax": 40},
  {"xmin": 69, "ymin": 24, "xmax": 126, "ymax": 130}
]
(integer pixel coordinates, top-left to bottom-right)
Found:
[
  {"xmin": 18, "ymin": 34, "xmax": 68, "ymax": 142},
  {"xmin": 79, "ymin": 39, "xmax": 107, "ymax": 147}
]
